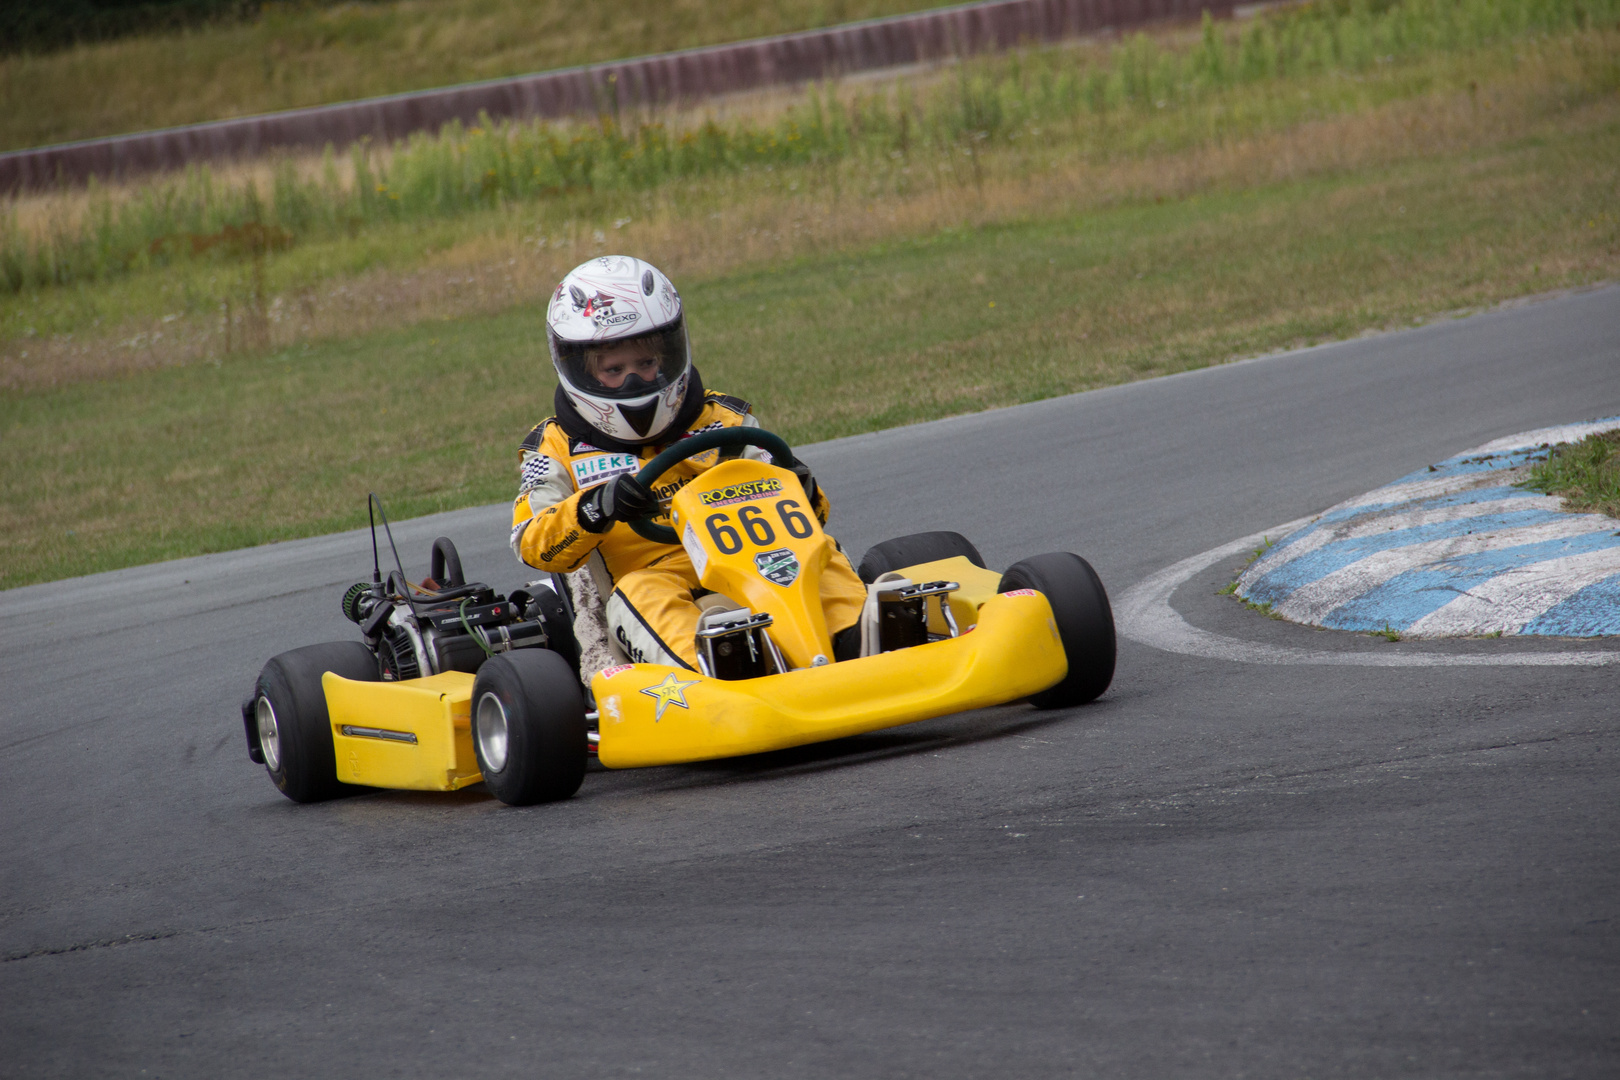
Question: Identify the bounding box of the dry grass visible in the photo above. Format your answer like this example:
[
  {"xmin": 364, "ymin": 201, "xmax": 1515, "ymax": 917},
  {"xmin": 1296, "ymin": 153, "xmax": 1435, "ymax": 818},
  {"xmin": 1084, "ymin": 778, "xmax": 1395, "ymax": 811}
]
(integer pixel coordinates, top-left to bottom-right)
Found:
[
  {"xmin": 0, "ymin": 58, "xmax": 911, "ymax": 242},
  {"xmin": 0, "ymin": 0, "xmax": 946, "ymax": 151}
]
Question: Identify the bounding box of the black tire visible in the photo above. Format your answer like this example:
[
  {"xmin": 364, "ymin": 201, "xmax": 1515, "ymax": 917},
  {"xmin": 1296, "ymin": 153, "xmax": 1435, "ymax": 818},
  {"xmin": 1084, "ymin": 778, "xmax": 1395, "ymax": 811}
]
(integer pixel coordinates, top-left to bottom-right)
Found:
[
  {"xmin": 471, "ymin": 650, "xmax": 588, "ymax": 806},
  {"xmin": 252, "ymin": 641, "xmax": 379, "ymax": 803},
  {"xmin": 858, "ymin": 531, "xmax": 985, "ymax": 584},
  {"xmin": 999, "ymin": 553, "xmax": 1116, "ymax": 709}
]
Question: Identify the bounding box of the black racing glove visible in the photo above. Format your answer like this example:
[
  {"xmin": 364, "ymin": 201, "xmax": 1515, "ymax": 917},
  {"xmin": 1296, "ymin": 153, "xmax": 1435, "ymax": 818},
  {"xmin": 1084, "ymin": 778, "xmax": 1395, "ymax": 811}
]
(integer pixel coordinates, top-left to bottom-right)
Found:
[
  {"xmin": 789, "ymin": 461, "xmax": 820, "ymax": 508},
  {"xmin": 577, "ymin": 473, "xmax": 658, "ymax": 534}
]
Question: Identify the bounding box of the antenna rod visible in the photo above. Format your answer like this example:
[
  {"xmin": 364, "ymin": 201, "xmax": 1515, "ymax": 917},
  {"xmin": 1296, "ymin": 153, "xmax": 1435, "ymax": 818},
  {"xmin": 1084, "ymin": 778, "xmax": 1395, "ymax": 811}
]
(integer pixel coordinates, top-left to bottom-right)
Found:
[
  {"xmin": 368, "ymin": 494, "xmax": 382, "ymax": 584},
  {"xmin": 371, "ymin": 495, "xmax": 422, "ymax": 623}
]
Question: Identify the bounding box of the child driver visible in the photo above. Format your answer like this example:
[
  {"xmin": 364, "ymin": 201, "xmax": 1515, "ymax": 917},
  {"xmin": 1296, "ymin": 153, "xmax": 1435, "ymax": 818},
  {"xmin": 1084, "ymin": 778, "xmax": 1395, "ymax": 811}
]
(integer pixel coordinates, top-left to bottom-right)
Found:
[{"xmin": 509, "ymin": 256, "xmax": 868, "ymax": 672}]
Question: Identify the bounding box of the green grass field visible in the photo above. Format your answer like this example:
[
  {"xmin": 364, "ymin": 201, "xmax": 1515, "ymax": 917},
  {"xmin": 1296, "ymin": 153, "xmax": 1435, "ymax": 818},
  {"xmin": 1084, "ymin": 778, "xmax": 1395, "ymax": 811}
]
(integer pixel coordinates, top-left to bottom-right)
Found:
[
  {"xmin": 8, "ymin": 0, "xmax": 1613, "ymax": 365},
  {"xmin": 4, "ymin": 91, "xmax": 1613, "ymax": 589},
  {"xmin": 2, "ymin": 0, "xmax": 1617, "ymax": 590}
]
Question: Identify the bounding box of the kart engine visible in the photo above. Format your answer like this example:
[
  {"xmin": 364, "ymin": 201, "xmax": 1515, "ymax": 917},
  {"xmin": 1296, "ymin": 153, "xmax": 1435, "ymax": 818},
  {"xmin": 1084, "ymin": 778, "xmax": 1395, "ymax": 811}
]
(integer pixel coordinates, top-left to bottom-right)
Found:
[{"xmin": 340, "ymin": 536, "xmax": 575, "ymax": 681}]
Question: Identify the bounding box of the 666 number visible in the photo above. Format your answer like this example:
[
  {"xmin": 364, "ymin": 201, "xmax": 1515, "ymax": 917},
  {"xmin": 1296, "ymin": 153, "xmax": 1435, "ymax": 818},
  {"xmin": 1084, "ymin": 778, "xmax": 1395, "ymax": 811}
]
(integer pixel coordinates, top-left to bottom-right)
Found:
[{"xmin": 706, "ymin": 500, "xmax": 814, "ymax": 555}]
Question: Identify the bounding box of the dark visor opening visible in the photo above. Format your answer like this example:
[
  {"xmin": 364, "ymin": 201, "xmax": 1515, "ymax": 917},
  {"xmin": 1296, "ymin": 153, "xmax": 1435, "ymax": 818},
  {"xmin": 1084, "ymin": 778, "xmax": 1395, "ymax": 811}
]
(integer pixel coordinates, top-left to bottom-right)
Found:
[{"xmin": 554, "ymin": 322, "xmax": 688, "ymax": 400}]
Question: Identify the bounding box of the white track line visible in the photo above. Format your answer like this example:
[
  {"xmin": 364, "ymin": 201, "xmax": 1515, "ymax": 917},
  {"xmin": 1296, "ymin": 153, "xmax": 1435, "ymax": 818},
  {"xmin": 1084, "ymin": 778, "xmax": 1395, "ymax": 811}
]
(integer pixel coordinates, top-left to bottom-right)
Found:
[{"xmin": 1116, "ymin": 521, "xmax": 1618, "ymax": 667}]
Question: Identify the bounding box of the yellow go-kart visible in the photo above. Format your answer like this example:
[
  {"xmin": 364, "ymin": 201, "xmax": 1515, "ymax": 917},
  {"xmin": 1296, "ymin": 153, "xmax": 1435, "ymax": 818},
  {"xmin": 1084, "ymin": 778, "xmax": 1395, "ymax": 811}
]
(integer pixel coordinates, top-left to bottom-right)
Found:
[{"xmin": 243, "ymin": 429, "xmax": 1115, "ymax": 806}]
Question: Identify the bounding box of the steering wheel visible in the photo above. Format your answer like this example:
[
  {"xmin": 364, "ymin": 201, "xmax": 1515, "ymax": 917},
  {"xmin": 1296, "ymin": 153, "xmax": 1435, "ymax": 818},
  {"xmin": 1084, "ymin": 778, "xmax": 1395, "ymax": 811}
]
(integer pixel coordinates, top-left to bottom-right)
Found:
[{"xmin": 628, "ymin": 428, "xmax": 797, "ymax": 545}]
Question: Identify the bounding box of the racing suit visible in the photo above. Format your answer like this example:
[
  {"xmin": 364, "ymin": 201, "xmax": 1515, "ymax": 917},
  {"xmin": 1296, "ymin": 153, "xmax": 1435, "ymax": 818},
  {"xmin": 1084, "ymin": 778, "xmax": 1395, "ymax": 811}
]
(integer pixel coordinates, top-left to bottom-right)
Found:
[{"xmin": 511, "ymin": 386, "xmax": 867, "ymax": 671}]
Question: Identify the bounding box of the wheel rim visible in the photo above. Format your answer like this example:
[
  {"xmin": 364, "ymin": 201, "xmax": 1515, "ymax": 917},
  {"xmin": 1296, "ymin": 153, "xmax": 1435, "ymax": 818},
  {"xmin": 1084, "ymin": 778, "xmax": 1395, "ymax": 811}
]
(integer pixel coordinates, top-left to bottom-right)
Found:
[
  {"xmin": 475, "ymin": 692, "xmax": 509, "ymax": 773},
  {"xmin": 255, "ymin": 696, "xmax": 282, "ymax": 772}
]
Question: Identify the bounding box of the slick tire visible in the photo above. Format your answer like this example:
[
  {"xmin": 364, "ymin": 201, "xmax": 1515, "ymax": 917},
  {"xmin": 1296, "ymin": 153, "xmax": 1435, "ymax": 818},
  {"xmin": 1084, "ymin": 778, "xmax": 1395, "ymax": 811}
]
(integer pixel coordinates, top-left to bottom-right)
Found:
[
  {"xmin": 858, "ymin": 531, "xmax": 985, "ymax": 584},
  {"xmin": 471, "ymin": 650, "xmax": 588, "ymax": 806},
  {"xmin": 253, "ymin": 641, "xmax": 378, "ymax": 803},
  {"xmin": 999, "ymin": 553, "xmax": 1116, "ymax": 709}
]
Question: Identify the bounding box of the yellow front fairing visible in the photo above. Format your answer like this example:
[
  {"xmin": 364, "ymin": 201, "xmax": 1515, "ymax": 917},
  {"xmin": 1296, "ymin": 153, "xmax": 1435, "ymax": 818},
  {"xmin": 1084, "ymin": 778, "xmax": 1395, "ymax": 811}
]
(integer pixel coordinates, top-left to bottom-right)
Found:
[
  {"xmin": 667, "ymin": 459, "xmax": 837, "ymax": 668},
  {"xmin": 591, "ymin": 590, "xmax": 1067, "ymax": 768}
]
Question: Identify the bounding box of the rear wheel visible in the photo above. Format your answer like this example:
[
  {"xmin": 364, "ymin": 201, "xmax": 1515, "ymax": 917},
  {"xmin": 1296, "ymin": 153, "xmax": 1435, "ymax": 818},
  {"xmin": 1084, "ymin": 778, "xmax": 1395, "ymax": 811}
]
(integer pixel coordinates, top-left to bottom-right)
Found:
[
  {"xmin": 253, "ymin": 641, "xmax": 378, "ymax": 803},
  {"xmin": 858, "ymin": 531, "xmax": 985, "ymax": 584},
  {"xmin": 999, "ymin": 553, "xmax": 1115, "ymax": 708},
  {"xmin": 471, "ymin": 650, "xmax": 588, "ymax": 806}
]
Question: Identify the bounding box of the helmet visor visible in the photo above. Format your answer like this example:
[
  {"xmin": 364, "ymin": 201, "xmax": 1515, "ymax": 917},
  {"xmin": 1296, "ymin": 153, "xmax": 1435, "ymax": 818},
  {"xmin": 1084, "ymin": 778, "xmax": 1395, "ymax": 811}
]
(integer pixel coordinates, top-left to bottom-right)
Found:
[{"xmin": 552, "ymin": 322, "xmax": 689, "ymax": 401}]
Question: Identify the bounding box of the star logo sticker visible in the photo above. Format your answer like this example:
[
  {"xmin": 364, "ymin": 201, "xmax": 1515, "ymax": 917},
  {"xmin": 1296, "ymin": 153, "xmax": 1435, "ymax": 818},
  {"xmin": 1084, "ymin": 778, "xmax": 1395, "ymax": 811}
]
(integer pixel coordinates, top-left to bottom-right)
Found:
[{"xmin": 639, "ymin": 673, "xmax": 699, "ymax": 722}]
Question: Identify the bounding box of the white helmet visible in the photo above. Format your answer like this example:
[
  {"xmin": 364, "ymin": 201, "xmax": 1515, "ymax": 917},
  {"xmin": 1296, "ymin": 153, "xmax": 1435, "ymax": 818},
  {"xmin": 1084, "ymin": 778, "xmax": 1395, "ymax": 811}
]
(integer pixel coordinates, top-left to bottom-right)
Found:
[{"xmin": 547, "ymin": 256, "xmax": 691, "ymax": 445}]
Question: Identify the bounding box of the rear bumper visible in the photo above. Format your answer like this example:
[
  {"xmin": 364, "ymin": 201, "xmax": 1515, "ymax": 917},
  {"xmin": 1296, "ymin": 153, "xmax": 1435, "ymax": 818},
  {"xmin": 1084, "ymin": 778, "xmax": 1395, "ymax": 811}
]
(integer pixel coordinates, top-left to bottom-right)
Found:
[{"xmin": 591, "ymin": 590, "xmax": 1066, "ymax": 769}]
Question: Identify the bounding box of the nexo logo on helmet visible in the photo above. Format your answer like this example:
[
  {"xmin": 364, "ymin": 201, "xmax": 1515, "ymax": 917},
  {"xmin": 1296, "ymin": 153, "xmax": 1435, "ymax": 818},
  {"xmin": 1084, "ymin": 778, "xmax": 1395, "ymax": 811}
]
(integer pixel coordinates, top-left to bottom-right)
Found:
[{"xmin": 547, "ymin": 257, "xmax": 691, "ymax": 446}]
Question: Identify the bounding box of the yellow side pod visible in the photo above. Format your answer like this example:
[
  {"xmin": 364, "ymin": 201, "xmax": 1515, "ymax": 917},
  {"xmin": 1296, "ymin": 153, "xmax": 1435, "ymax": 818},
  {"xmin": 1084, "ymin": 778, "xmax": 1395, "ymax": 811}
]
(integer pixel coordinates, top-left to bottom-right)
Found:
[
  {"xmin": 322, "ymin": 670, "xmax": 482, "ymax": 791},
  {"xmin": 592, "ymin": 590, "xmax": 1066, "ymax": 769}
]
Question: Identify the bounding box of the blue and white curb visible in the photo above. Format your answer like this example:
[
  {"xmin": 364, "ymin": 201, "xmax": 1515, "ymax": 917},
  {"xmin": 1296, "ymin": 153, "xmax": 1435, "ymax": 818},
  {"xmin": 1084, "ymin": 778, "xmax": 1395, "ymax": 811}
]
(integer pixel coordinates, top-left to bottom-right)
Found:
[{"xmin": 1235, "ymin": 418, "xmax": 1620, "ymax": 638}]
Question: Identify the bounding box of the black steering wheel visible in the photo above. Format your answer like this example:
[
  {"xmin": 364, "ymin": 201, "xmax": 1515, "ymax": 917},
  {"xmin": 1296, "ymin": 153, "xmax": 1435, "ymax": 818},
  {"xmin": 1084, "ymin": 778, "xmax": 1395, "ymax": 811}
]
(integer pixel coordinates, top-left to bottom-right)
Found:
[{"xmin": 628, "ymin": 428, "xmax": 797, "ymax": 545}]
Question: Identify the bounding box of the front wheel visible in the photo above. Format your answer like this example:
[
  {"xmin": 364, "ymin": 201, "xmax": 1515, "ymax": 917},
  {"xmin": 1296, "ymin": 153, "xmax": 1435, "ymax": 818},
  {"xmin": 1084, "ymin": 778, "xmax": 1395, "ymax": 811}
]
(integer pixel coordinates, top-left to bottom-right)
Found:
[
  {"xmin": 471, "ymin": 650, "xmax": 588, "ymax": 806},
  {"xmin": 252, "ymin": 641, "xmax": 379, "ymax": 803},
  {"xmin": 1000, "ymin": 553, "xmax": 1115, "ymax": 708}
]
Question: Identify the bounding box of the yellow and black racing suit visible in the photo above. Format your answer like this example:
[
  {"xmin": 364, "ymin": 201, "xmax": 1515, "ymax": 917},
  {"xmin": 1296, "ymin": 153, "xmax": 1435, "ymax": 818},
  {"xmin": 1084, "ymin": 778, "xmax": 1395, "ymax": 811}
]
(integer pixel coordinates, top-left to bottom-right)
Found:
[{"xmin": 510, "ymin": 389, "xmax": 867, "ymax": 670}]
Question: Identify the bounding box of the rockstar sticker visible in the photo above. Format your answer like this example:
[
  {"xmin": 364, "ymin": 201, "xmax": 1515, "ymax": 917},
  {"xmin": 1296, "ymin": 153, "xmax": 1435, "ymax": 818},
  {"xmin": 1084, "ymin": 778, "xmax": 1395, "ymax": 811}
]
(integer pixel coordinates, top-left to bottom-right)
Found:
[{"xmin": 639, "ymin": 673, "xmax": 698, "ymax": 722}]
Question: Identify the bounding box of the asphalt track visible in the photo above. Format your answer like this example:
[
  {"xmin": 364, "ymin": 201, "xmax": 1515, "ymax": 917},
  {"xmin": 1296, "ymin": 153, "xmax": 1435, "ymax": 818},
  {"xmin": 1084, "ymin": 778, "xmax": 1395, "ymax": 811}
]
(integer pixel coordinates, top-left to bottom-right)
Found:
[{"xmin": 3, "ymin": 286, "xmax": 1618, "ymax": 1078}]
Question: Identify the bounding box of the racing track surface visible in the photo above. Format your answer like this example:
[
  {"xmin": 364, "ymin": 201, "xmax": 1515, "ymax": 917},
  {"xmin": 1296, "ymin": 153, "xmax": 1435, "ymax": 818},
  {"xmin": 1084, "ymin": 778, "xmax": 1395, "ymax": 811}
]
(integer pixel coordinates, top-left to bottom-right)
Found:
[{"xmin": 3, "ymin": 287, "xmax": 1618, "ymax": 1078}]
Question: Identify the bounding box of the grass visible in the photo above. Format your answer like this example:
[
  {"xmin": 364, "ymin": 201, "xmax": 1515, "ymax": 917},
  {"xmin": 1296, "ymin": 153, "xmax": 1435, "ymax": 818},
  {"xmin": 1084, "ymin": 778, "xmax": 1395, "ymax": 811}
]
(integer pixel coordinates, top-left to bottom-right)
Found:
[
  {"xmin": 1243, "ymin": 598, "xmax": 1287, "ymax": 619},
  {"xmin": 6, "ymin": 5, "xmax": 1618, "ymax": 388},
  {"xmin": 1519, "ymin": 430, "xmax": 1620, "ymax": 517},
  {"xmin": 8, "ymin": 0, "xmax": 1615, "ymax": 301},
  {"xmin": 1222, "ymin": 534, "xmax": 1274, "ymax": 594},
  {"xmin": 2, "ymin": 0, "xmax": 1618, "ymax": 589},
  {"xmin": 0, "ymin": 0, "xmax": 946, "ymax": 152},
  {"xmin": 4, "ymin": 88, "xmax": 1616, "ymax": 589}
]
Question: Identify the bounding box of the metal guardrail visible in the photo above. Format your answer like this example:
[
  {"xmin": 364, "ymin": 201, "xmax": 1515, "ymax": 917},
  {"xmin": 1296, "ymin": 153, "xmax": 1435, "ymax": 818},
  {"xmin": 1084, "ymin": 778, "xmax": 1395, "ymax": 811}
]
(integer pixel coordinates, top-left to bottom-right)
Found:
[{"xmin": 1, "ymin": 0, "xmax": 1230, "ymax": 193}]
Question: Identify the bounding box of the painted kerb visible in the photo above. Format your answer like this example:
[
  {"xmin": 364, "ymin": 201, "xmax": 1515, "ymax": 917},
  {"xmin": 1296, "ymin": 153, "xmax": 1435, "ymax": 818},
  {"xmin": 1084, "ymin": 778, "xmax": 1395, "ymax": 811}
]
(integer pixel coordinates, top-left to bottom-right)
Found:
[
  {"xmin": 1235, "ymin": 418, "xmax": 1620, "ymax": 638},
  {"xmin": 0, "ymin": 0, "xmax": 1232, "ymax": 192}
]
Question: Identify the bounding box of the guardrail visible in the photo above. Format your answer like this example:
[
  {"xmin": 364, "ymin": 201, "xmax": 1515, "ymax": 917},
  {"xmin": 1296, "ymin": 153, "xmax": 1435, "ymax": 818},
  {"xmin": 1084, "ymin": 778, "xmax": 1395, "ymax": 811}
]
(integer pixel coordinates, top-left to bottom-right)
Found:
[{"xmin": 1, "ymin": 0, "xmax": 1230, "ymax": 193}]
